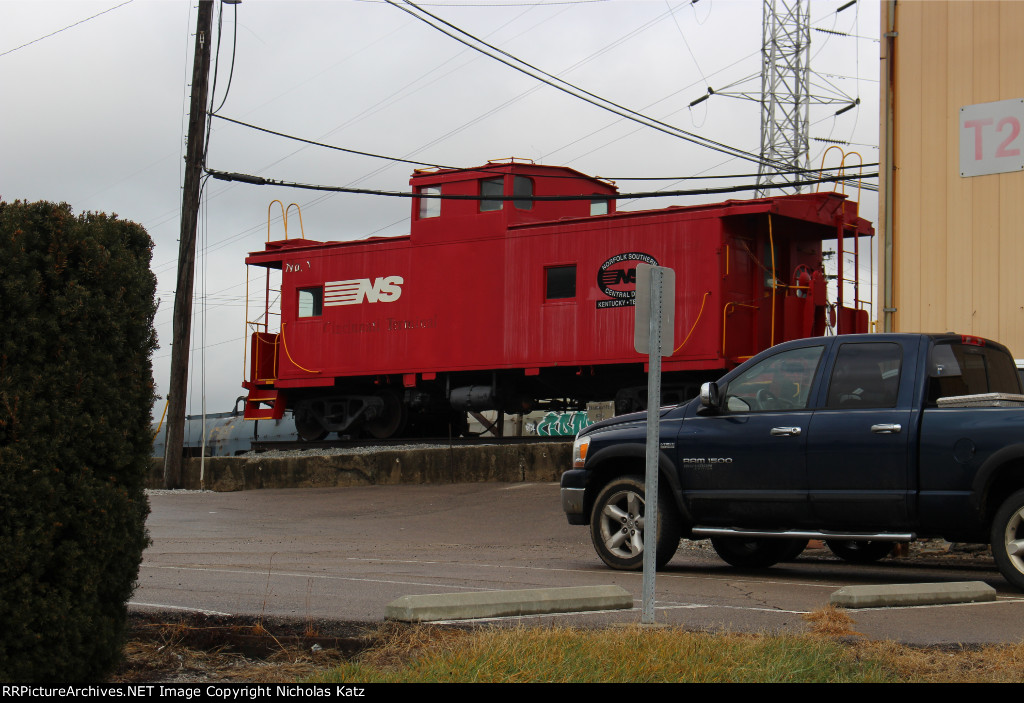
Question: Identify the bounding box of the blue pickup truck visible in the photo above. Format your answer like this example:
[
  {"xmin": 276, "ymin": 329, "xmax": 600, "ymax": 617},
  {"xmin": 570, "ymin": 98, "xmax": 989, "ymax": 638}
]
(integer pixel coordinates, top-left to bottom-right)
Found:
[{"xmin": 561, "ymin": 333, "xmax": 1024, "ymax": 590}]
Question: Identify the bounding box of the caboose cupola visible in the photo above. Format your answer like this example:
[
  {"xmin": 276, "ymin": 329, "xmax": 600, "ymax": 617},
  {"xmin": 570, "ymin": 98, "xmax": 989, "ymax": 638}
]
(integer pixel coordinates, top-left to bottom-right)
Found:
[{"xmin": 409, "ymin": 159, "xmax": 618, "ymax": 242}]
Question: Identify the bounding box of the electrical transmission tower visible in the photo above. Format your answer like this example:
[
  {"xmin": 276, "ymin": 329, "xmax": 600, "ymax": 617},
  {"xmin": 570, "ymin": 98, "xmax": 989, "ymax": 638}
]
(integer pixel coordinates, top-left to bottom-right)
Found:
[
  {"xmin": 692, "ymin": 0, "xmax": 861, "ymax": 195},
  {"xmin": 755, "ymin": 0, "xmax": 810, "ymax": 196}
]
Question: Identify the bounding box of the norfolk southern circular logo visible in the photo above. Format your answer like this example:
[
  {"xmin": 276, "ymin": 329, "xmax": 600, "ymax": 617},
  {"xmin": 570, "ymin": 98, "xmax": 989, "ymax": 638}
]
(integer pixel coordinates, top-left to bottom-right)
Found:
[{"xmin": 596, "ymin": 252, "xmax": 657, "ymax": 309}]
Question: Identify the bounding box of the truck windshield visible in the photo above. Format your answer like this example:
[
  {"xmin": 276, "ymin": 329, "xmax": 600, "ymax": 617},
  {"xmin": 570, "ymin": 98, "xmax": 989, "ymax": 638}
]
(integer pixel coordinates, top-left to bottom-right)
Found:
[{"xmin": 927, "ymin": 341, "xmax": 1023, "ymax": 402}]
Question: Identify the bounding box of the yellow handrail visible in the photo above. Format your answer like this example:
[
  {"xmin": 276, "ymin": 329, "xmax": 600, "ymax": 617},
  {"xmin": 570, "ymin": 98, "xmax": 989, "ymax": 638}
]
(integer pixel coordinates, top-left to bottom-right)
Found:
[
  {"xmin": 817, "ymin": 146, "xmax": 865, "ymax": 205},
  {"xmin": 280, "ymin": 322, "xmax": 321, "ymax": 375},
  {"xmin": 266, "ymin": 200, "xmax": 306, "ymax": 241},
  {"xmin": 721, "ymin": 301, "xmax": 759, "ymax": 356},
  {"xmin": 673, "ymin": 291, "xmax": 711, "ymax": 354},
  {"xmin": 284, "ymin": 202, "xmax": 306, "ymax": 239},
  {"xmin": 249, "ymin": 326, "xmax": 279, "ymax": 383},
  {"xmin": 153, "ymin": 398, "xmax": 169, "ymax": 439},
  {"xmin": 267, "ymin": 200, "xmax": 286, "ymax": 241}
]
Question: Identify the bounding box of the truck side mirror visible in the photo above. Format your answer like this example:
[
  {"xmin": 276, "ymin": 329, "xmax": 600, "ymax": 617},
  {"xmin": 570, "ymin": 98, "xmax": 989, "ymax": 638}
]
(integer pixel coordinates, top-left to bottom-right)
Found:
[{"xmin": 700, "ymin": 382, "xmax": 722, "ymax": 411}]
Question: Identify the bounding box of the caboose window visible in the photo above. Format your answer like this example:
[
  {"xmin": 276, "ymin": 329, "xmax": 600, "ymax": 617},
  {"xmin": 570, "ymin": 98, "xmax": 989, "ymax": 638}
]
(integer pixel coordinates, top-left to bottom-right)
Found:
[
  {"xmin": 513, "ymin": 176, "xmax": 533, "ymax": 210},
  {"xmin": 298, "ymin": 287, "xmax": 323, "ymax": 318},
  {"xmin": 545, "ymin": 265, "xmax": 576, "ymax": 300},
  {"xmin": 590, "ymin": 198, "xmax": 608, "ymax": 216},
  {"xmin": 418, "ymin": 186, "xmax": 441, "ymax": 219},
  {"xmin": 480, "ymin": 177, "xmax": 503, "ymax": 212}
]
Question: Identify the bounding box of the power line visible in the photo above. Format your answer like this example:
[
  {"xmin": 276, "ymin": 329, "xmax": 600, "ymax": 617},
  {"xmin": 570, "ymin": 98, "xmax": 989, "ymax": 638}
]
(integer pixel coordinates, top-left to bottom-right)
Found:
[
  {"xmin": 210, "ymin": 0, "xmax": 240, "ymax": 115},
  {"xmin": 0, "ymin": 0, "xmax": 135, "ymax": 58},
  {"xmin": 212, "ymin": 113, "xmax": 877, "ymax": 187},
  {"xmin": 385, "ymin": 0, "xmax": 792, "ymax": 171},
  {"xmin": 604, "ymin": 164, "xmax": 879, "ymax": 180},
  {"xmin": 388, "ymin": 0, "xmax": 874, "ymax": 194},
  {"xmin": 211, "ymin": 114, "xmax": 460, "ymax": 169},
  {"xmin": 205, "ymin": 166, "xmax": 878, "ymax": 201},
  {"xmin": 356, "ymin": 0, "xmax": 611, "ymax": 5}
]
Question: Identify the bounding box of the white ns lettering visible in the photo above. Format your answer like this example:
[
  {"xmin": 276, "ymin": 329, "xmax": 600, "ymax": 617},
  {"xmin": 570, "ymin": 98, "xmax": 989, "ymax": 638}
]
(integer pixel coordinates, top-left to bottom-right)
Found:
[{"xmin": 325, "ymin": 276, "xmax": 404, "ymax": 306}]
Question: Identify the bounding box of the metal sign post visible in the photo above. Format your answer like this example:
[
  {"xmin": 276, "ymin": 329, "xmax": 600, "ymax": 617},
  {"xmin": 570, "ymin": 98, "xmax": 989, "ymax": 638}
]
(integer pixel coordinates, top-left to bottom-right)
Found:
[{"xmin": 633, "ymin": 264, "xmax": 675, "ymax": 625}]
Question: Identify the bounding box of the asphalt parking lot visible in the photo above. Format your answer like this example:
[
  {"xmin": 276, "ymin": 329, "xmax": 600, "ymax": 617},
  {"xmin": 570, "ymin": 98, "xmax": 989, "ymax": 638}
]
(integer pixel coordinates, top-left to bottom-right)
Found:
[{"xmin": 136, "ymin": 483, "xmax": 1024, "ymax": 645}]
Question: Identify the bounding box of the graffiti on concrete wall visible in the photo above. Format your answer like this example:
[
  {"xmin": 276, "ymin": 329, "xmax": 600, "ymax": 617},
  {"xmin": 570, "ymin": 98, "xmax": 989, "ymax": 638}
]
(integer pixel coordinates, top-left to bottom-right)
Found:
[{"xmin": 535, "ymin": 410, "xmax": 592, "ymax": 437}]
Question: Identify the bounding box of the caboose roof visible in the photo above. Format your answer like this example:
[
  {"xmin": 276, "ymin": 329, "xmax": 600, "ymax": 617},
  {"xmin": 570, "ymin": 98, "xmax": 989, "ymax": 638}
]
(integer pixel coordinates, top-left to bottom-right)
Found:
[
  {"xmin": 245, "ymin": 233, "xmax": 411, "ymax": 267},
  {"xmin": 508, "ymin": 189, "xmax": 873, "ymax": 239},
  {"xmin": 246, "ymin": 169, "xmax": 871, "ymax": 267},
  {"xmin": 409, "ymin": 160, "xmax": 618, "ymax": 193}
]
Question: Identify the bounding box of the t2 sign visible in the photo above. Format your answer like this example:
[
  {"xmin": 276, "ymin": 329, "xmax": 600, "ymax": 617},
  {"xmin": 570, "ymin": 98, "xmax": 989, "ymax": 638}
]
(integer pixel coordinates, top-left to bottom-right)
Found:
[{"xmin": 960, "ymin": 98, "xmax": 1024, "ymax": 177}]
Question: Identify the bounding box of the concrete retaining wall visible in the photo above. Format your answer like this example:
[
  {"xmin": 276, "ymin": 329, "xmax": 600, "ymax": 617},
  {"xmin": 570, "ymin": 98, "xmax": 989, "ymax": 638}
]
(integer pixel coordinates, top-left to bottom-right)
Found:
[{"xmin": 148, "ymin": 442, "xmax": 571, "ymax": 491}]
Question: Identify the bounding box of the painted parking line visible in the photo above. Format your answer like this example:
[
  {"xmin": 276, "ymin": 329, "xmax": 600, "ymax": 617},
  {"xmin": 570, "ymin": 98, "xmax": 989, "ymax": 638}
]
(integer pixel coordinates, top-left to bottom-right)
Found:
[
  {"xmin": 140, "ymin": 563, "xmax": 505, "ymax": 592},
  {"xmin": 338, "ymin": 556, "xmax": 848, "ymax": 589},
  {"xmin": 129, "ymin": 601, "xmax": 232, "ymax": 616}
]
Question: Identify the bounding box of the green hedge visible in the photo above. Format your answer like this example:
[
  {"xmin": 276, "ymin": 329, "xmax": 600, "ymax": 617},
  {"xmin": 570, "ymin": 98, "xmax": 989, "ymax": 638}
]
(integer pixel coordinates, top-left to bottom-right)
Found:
[{"xmin": 0, "ymin": 200, "xmax": 157, "ymax": 682}]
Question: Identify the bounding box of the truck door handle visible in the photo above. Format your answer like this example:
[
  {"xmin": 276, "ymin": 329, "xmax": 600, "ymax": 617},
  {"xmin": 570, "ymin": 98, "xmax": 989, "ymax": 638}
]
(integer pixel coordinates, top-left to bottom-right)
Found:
[
  {"xmin": 770, "ymin": 427, "xmax": 802, "ymax": 436},
  {"xmin": 871, "ymin": 423, "xmax": 902, "ymax": 434}
]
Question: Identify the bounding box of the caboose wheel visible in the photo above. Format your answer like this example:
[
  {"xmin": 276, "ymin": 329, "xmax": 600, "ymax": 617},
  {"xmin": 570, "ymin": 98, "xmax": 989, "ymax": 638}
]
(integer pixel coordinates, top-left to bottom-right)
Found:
[
  {"xmin": 294, "ymin": 409, "xmax": 327, "ymax": 442},
  {"xmin": 364, "ymin": 390, "xmax": 407, "ymax": 439}
]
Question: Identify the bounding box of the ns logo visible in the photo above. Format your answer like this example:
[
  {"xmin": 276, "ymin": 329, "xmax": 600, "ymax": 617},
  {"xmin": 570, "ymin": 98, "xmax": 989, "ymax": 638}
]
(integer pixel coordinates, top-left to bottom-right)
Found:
[
  {"xmin": 325, "ymin": 276, "xmax": 404, "ymax": 307},
  {"xmin": 596, "ymin": 252, "xmax": 658, "ymax": 308},
  {"xmin": 599, "ymin": 268, "xmax": 637, "ymax": 287}
]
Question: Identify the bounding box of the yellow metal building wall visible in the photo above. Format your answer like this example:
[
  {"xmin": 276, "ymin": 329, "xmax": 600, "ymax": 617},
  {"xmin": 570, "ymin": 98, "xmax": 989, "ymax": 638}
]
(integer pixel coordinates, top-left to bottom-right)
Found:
[{"xmin": 882, "ymin": 0, "xmax": 1024, "ymax": 356}]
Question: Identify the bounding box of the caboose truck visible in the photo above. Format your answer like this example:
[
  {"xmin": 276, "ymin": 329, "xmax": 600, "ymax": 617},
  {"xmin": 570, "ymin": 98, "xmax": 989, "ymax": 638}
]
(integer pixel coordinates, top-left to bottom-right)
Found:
[{"xmin": 241, "ymin": 161, "xmax": 873, "ymax": 440}]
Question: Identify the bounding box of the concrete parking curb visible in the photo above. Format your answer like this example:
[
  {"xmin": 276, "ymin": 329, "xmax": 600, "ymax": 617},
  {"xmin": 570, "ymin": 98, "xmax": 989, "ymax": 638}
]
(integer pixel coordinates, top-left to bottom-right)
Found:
[
  {"xmin": 385, "ymin": 585, "xmax": 634, "ymax": 622},
  {"xmin": 830, "ymin": 581, "xmax": 997, "ymax": 608}
]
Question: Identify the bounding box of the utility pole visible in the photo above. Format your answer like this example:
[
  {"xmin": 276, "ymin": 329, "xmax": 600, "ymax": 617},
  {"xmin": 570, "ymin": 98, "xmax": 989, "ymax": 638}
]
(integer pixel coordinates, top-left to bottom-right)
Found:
[{"xmin": 164, "ymin": 0, "xmax": 214, "ymax": 488}]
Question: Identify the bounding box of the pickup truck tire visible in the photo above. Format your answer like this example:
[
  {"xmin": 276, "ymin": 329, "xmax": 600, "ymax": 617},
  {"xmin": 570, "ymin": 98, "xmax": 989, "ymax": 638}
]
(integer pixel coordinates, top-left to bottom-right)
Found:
[
  {"xmin": 710, "ymin": 537, "xmax": 802, "ymax": 568},
  {"xmin": 991, "ymin": 489, "xmax": 1024, "ymax": 591},
  {"xmin": 590, "ymin": 475, "xmax": 681, "ymax": 570},
  {"xmin": 825, "ymin": 540, "xmax": 894, "ymax": 564}
]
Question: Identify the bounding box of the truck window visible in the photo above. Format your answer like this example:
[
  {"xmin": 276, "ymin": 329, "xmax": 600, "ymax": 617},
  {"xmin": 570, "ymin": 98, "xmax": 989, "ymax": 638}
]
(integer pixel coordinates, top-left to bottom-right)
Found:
[
  {"xmin": 927, "ymin": 340, "xmax": 1023, "ymax": 403},
  {"xmin": 723, "ymin": 345, "xmax": 824, "ymax": 412},
  {"xmin": 826, "ymin": 342, "xmax": 901, "ymax": 409}
]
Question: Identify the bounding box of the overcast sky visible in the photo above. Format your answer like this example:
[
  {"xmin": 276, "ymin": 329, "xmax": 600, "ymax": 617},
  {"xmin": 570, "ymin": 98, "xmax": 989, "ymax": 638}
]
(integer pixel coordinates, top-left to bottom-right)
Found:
[{"xmin": 0, "ymin": 0, "xmax": 880, "ymax": 419}]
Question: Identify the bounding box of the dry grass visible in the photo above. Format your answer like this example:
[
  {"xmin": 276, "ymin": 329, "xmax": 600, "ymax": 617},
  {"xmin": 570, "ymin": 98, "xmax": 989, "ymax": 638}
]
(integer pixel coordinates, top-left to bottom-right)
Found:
[
  {"xmin": 311, "ymin": 622, "xmax": 893, "ymax": 683},
  {"xmin": 112, "ymin": 610, "xmax": 1024, "ymax": 683},
  {"xmin": 354, "ymin": 622, "xmax": 475, "ymax": 670},
  {"xmin": 803, "ymin": 604, "xmax": 864, "ymax": 638},
  {"xmin": 801, "ymin": 605, "xmax": 1024, "ymax": 682},
  {"xmin": 853, "ymin": 639, "xmax": 1024, "ymax": 683}
]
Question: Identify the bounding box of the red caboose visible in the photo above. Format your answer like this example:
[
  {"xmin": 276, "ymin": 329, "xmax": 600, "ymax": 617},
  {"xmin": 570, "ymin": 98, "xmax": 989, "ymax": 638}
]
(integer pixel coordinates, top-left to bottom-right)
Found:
[{"xmin": 242, "ymin": 161, "xmax": 873, "ymax": 439}]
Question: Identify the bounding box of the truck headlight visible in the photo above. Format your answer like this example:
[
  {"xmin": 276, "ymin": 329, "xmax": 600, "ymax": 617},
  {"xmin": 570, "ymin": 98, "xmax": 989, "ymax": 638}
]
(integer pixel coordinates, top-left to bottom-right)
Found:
[{"xmin": 572, "ymin": 435, "xmax": 591, "ymax": 468}]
